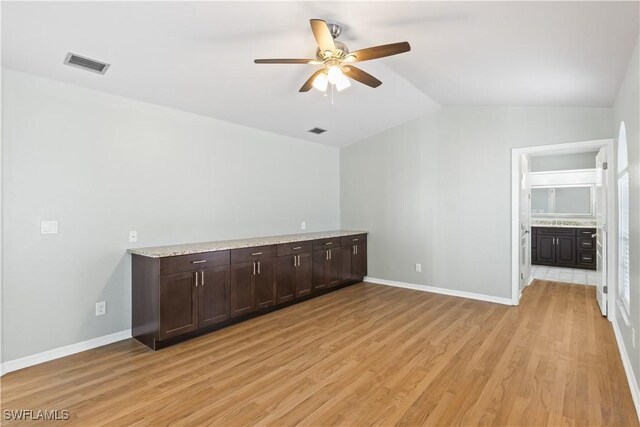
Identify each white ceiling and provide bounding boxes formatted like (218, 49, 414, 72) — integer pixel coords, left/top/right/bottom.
(2, 2, 638, 147)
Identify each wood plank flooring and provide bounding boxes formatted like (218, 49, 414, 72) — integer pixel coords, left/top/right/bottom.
(1, 280, 638, 426)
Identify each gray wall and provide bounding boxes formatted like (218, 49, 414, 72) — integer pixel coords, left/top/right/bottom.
(613, 39, 640, 390)
(341, 107, 613, 299)
(530, 151, 598, 172)
(1, 70, 340, 361)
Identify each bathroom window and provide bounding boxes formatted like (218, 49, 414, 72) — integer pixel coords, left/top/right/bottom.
(617, 122, 630, 314)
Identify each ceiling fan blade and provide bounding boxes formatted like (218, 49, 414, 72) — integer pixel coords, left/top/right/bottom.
(342, 66, 382, 88)
(350, 42, 411, 62)
(299, 69, 325, 92)
(254, 59, 314, 64)
(310, 19, 336, 53)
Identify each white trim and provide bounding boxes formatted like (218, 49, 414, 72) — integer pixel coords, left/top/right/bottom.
(364, 277, 514, 306)
(0, 329, 131, 376)
(527, 275, 535, 287)
(530, 169, 596, 186)
(511, 139, 616, 312)
(612, 318, 640, 421)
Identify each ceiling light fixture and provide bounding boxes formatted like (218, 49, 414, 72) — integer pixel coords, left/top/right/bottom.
(312, 66, 351, 93)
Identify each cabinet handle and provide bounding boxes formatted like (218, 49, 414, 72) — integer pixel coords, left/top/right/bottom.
(293, 246, 302, 250)
(297, 255, 300, 266)
(355, 245, 358, 255)
(251, 252, 262, 256)
(253, 262, 256, 275)
(201, 271, 205, 287)
(591, 233, 597, 238)
(353, 245, 356, 255)
(293, 255, 297, 267)
(352, 238, 359, 242)
(326, 250, 329, 261)
(191, 260, 207, 264)
(257, 261, 261, 275)
(194, 271, 199, 287)
(329, 249, 332, 260)
(324, 242, 333, 246)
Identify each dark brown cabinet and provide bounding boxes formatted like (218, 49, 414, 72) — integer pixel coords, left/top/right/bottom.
(277, 252, 312, 303)
(340, 234, 368, 281)
(230, 262, 255, 317)
(313, 248, 340, 290)
(159, 272, 198, 340)
(198, 266, 230, 328)
(532, 227, 595, 270)
(132, 232, 368, 350)
(230, 246, 276, 317)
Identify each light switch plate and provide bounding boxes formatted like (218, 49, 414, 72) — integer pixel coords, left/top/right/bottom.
(301, 221, 306, 230)
(41, 220, 59, 235)
(415, 263, 422, 273)
(129, 231, 138, 243)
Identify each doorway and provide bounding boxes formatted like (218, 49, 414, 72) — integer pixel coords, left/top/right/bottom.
(511, 139, 616, 317)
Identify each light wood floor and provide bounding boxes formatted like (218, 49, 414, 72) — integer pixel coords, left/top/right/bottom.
(2, 281, 638, 426)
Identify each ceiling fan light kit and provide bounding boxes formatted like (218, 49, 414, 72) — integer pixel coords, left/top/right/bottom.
(254, 19, 411, 96)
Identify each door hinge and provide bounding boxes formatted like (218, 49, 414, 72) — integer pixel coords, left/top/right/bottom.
(603, 162, 608, 170)
(604, 285, 608, 294)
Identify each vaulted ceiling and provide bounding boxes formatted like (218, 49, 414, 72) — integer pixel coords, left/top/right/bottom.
(3, 2, 638, 147)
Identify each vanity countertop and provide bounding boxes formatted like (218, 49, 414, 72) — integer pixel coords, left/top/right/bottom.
(531, 219, 596, 228)
(128, 230, 368, 258)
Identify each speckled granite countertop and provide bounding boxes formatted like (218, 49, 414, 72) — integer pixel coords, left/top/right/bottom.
(128, 230, 368, 258)
(531, 218, 596, 228)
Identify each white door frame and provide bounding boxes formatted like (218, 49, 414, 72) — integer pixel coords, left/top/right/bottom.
(511, 139, 616, 315)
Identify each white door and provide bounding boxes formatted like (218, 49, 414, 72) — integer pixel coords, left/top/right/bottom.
(519, 155, 531, 292)
(595, 147, 608, 316)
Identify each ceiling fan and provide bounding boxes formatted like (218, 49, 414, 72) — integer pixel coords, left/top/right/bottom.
(254, 19, 411, 93)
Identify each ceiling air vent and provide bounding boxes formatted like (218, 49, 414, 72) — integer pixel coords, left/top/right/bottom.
(308, 127, 327, 135)
(64, 53, 110, 75)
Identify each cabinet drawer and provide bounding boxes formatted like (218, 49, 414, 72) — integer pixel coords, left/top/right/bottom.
(230, 245, 277, 264)
(277, 241, 313, 257)
(341, 234, 367, 247)
(578, 237, 595, 250)
(578, 228, 596, 237)
(537, 227, 576, 236)
(578, 251, 596, 265)
(160, 251, 230, 275)
(312, 237, 341, 250)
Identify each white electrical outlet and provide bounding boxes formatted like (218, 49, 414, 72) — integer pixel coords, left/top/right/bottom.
(301, 221, 306, 230)
(41, 220, 59, 235)
(129, 231, 138, 243)
(95, 301, 106, 316)
(415, 263, 422, 273)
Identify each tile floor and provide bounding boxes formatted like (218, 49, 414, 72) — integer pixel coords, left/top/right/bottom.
(531, 265, 600, 285)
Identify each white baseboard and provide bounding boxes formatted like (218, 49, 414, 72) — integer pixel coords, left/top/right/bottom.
(0, 329, 131, 376)
(364, 277, 514, 306)
(612, 318, 640, 421)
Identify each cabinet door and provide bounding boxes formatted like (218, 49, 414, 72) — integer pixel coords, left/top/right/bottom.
(295, 252, 313, 297)
(312, 249, 327, 291)
(198, 266, 230, 328)
(276, 256, 296, 304)
(340, 246, 352, 283)
(255, 258, 276, 309)
(536, 235, 555, 264)
(352, 242, 367, 278)
(159, 272, 198, 340)
(326, 248, 341, 287)
(230, 262, 255, 318)
(556, 236, 576, 266)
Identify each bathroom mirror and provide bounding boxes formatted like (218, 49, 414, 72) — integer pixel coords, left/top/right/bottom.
(531, 185, 593, 216)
